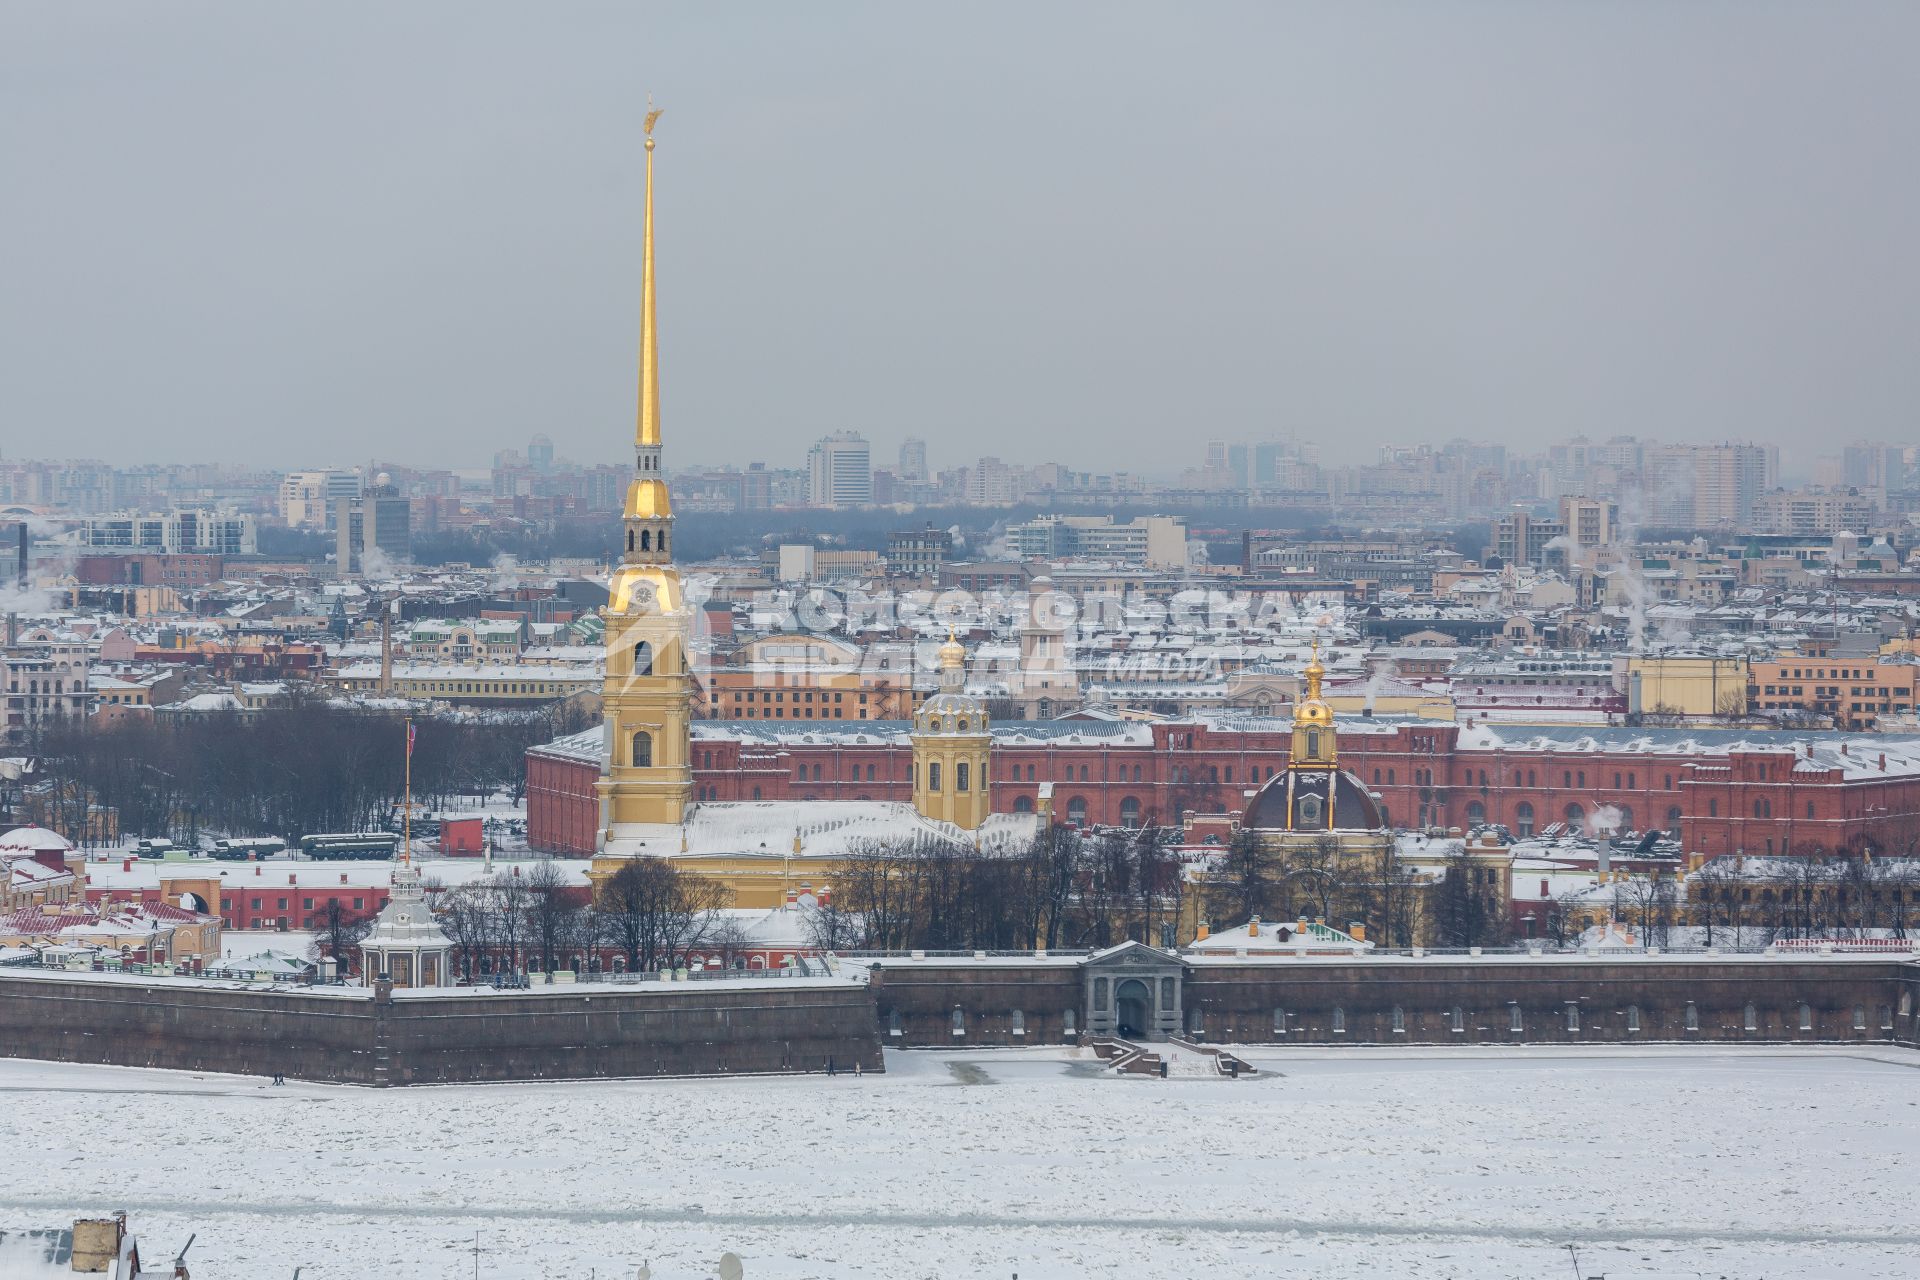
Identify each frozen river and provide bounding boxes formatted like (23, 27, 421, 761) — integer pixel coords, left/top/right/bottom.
(1, 1045, 1915, 1278)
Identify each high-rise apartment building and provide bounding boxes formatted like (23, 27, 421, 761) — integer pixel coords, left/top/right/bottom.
(527, 434, 555, 472)
(1750, 489, 1877, 537)
(807, 432, 872, 508)
(1494, 496, 1616, 568)
(334, 479, 411, 576)
(965, 457, 1018, 506)
(898, 438, 928, 484)
(279, 469, 361, 530)
(1688, 443, 1771, 525)
(1842, 442, 1905, 493)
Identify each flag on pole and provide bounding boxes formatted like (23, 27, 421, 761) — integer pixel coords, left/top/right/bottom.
(406, 720, 417, 757)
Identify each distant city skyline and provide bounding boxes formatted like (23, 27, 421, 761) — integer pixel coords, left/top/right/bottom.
(5, 4, 1918, 473)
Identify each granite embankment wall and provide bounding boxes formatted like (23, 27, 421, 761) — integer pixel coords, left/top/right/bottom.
(872, 957, 1920, 1049)
(0, 974, 882, 1085)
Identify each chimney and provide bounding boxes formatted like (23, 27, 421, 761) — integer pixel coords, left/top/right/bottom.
(1248, 915, 1260, 938)
(122, 858, 132, 872)
(1196, 919, 1210, 941)
(784, 886, 798, 909)
(340, 872, 348, 884)
(817, 885, 831, 908)
(1348, 921, 1367, 942)
(253, 864, 261, 876)
(379, 603, 395, 696)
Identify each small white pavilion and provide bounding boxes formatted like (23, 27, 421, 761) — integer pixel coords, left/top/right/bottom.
(359, 859, 454, 988)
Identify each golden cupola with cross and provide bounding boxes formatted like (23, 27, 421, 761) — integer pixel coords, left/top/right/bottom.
(1239, 638, 1387, 835)
(1291, 639, 1337, 767)
(595, 104, 694, 849)
(911, 631, 992, 831)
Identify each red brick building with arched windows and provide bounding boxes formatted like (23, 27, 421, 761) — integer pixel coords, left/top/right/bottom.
(527, 720, 1920, 862)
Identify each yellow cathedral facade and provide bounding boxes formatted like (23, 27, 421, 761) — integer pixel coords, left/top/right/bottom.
(587, 114, 1041, 906)
(596, 107, 694, 845)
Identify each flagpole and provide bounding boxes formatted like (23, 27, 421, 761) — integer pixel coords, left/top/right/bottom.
(403, 716, 413, 867)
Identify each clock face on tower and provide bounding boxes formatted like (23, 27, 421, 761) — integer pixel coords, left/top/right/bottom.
(629, 581, 657, 613)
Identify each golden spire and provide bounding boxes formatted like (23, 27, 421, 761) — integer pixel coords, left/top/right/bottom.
(637, 101, 663, 449)
(1303, 638, 1325, 700)
(1294, 637, 1333, 728)
(608, 100, 680, 613)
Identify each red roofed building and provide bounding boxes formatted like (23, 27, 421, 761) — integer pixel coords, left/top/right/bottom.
(529, 718, 1920, 864)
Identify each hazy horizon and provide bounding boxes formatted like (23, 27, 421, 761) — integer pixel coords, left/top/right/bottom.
(4, 2, 1916, 476)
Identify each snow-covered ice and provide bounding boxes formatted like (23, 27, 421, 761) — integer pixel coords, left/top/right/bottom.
(1, 1045, 1916, 1278)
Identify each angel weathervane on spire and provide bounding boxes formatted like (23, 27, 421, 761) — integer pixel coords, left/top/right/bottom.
(644, 96, 663, 144)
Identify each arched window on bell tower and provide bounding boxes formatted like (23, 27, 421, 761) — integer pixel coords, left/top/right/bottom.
(632, 731, 653, 768)
(627, 530, 635, 553)
(633, 641, 652, 676)
(641, 529, 651, 552)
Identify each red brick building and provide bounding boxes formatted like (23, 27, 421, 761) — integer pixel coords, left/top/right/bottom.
(86, 858, 393, 932)
(527, 719, 1920, 861)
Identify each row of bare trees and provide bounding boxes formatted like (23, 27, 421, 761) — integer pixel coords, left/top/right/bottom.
(425, 861, 743, 979)
(826, 826, 1185, 952)
(1537, 853, 1920, 951)
(1207, 831, 1505, 949)
(28, 694, 593, 847)
(1689, 854, 1920, 946)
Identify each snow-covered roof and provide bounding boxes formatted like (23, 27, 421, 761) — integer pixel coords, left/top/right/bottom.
(1188, 918, 1371, 955)
(603, 801, 1045, 860)
(0, 826, 73, 857)
(1458, 724, 1920, 779)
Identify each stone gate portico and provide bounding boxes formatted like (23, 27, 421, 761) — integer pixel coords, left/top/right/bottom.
(1083, 941, 1186, 1040)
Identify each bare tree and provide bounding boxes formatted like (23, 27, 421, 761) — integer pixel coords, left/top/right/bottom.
(308, 897, 375, 977)
(799, 895, 859, 953)
(1614, 873, 1678, 949)
(709, 915, 753, 970)
(1288, 835, 1345, 925)
(1876, 858, 1920, 940)
(1351, 840, 1421, 948)
(484, 868, 533, 977)
(1209, 826, 1272, 930)
(522, 858, 581, 974)
(1691, 856, 1748, 948)
(1433, 845, 1507, 948)
(595, 858, 727, 972)
(436, 881, 495, 982)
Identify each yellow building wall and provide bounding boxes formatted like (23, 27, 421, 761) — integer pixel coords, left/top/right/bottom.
(911, 734, 991, 830)
(1628, 655, 1749, 718)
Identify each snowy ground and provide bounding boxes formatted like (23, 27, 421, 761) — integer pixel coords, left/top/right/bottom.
(1, 1045, 1916, 1279)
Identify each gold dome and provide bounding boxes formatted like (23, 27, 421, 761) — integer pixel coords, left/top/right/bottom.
(625, 478, 672, 519)
(1294, 696, 1334, 726)
(1293, 639, 1333, 726)
(938, 628, 966, 670)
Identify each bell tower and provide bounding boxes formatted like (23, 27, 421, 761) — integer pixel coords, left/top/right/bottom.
(1291, 639, 1337, 768)
(911, 633, 992, 830)
(596, 104, 693, 848)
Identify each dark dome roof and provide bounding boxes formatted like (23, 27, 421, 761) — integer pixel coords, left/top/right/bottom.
(1243, 768, 1386, 832)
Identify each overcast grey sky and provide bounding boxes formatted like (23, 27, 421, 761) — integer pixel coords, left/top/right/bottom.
(3, 2, 1916, 476)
